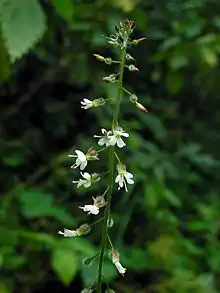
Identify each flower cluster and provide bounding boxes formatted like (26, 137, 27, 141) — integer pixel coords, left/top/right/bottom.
(58, 20, 146, 291)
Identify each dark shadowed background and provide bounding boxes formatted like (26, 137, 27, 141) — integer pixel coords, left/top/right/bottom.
(1, 0, 220, 292)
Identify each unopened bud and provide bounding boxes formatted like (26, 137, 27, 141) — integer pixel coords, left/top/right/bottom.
(107, 217, 114, 228)
(87, 147, 94, 155)
(93, 54, 105, 62)
(93, 196, 107, 208)
(129, 94, 138, 103)
(126, 53, 134, 61)
(112, 249, 120, 264)
(76, 224, 91, 236)
(103, 74, 116, 83)
(132, 37, 146, 45)
(105, 58, 112, 65)
(93, 97, 106, 107)
(136, 102, 148, 113)
(128, 64, 139, 72)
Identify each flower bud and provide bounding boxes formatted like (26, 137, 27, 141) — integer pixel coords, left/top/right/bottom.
(131, 37, 146, 45)
(129, 94, 138, 103)
(103, 74, 116, 83)
(93, 54, 105, 62)
(93, 97, 106, 107)
(126, 53, 134, 61)
(135, 102, 149, 113)
(107, 217, 114, 228)
(128, 64, 139, 72)
(92, 195, 107, 208)
(76, 224, 91, 236)
(105, 58, 112, 65)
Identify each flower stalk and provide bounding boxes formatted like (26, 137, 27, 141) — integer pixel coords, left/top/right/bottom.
(58, 20, 146, 292)
(97, 47, 126, 292)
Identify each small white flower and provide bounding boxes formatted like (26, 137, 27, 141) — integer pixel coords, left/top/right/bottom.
(94, 128, 112, 146)
(114, 261, 127, 275)
(112, 249, 126, 276)
(108, 126, 129, 148)
(73, 172, 100, 188)
(79, 195, 107, 215)
(69, 148, 99, 171)
(81, 98, 93, 109)
(69, 150, 87, 170)
(115, 163, 134, 192)
(79, 205, 99, 215)
(81, 98, 105, 110)
(58, 228, 78, 237)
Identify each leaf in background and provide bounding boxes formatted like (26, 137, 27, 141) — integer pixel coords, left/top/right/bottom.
(0, 29, 10, 81)
(0, 0, 46, 62)
(166, 72, 183, 94)
(51, 0, 74, 22)
(81, 260, 116, 287)
(51, 248, 77, 285)
(18, 188, 74, 225)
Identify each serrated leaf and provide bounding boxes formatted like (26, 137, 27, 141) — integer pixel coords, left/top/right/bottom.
(51, 248, 77, 285)
(0, 0, 46, 62)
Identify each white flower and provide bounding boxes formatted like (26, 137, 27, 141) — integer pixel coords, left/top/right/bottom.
(69, 150, 87, 170)
(94, 128, 112, 146)
(58, 228, 78, 237)
(115, 163, 134, 192)
(72, 172, 100, 188)
(79, 195, 107, 215)
(112, 249, 126, 276)
(114, 261, 127, 275)
(81, 98, 93, 109)
(81, 98, 105, 109)
(108, 126, 129, 148)
(69, 148, 99, 171)
(79, 205, 99, 215)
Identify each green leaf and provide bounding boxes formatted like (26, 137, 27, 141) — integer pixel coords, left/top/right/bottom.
(52, 0, 74, 22)
(51, 248, 77, 285)
(0, 0, 46, 62)
(166, 72, 183, 94)
(18, 188, 74, 224)
(0, 29, 10, 81)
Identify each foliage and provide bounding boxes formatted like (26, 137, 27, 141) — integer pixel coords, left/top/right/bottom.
(1, 0, 220, 292)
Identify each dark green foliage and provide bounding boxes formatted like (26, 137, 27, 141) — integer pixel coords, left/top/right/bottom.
(1, 0, 220, 292)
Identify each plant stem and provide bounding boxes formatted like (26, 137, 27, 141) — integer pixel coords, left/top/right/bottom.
(96, 47, 126, 293)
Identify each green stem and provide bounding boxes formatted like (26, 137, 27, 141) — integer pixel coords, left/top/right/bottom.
(96, 47, 126, 293)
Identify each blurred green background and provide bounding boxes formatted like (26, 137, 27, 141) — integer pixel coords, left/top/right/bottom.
(1, 0, 220, 292)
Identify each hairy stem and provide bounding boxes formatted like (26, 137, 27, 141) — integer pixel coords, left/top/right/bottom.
(97, 47, 126, 292)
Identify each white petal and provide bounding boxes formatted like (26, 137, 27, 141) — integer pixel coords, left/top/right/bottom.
(82, 172, 91, 180)
(118, 175, 124, 187)
(77, 180, 86, 188)
(75, 150, 86, 161)
(108, 136, 117, 146)
(126, 178, 134, 184)
(84, 182, 91, 188)
(73, 158, 81, 168)
(98, 138, 106, 146)
(80, 160, 87, 170)
(124, 171, 133, 179)
(58, 229, 77, 237)
(83, 98, 92, 103)
(117, 138, 125, 148)
(121, 132, 129, 137)
(115, 174, 120, 183)
(80, 205, 99, 215)
(115, 261, 126, 275)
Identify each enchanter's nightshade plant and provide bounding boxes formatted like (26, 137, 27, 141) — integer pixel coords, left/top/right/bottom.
(58, 20, 147, 292)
